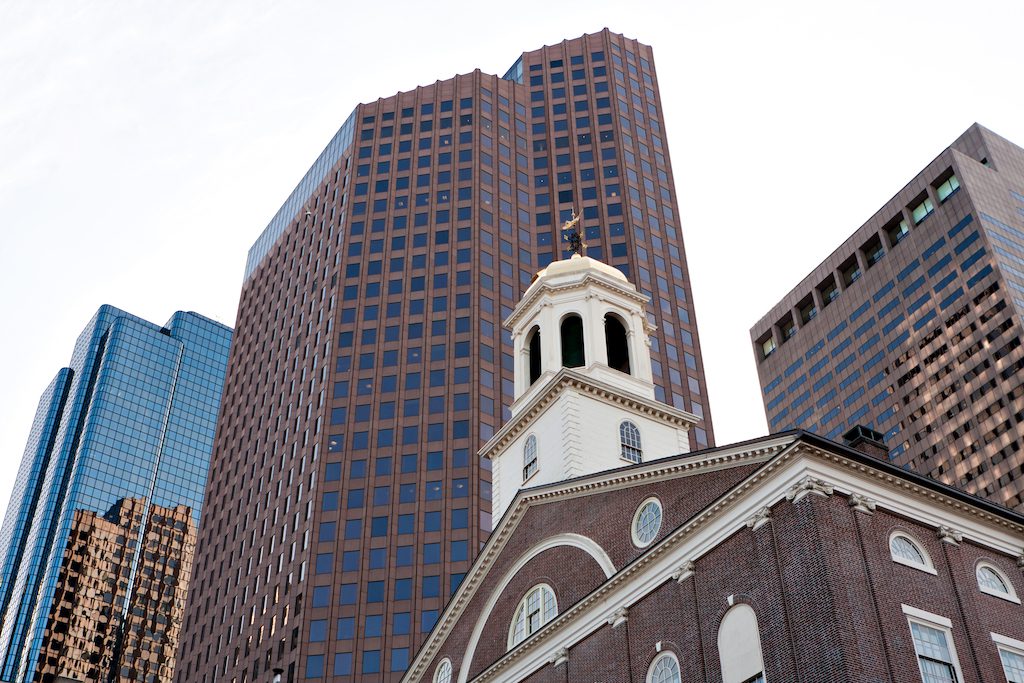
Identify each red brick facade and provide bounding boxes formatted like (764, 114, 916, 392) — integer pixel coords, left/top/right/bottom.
(404, 434, 1024, 682)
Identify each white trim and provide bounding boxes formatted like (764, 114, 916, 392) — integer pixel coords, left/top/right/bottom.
(507, 583, 558, 649)
(992, 632, 1024, 652)
(631, 497, 662, 548)
(457, 533, 614, 683)
(903, 608, 965, 683)
(901, 604, 953, 628)
(646, 650, 681, 683)
(433, 658, 453, 683)
(889, 532, 937, 575)
(976, 561, 1021, 603)
(401, 437, 1024, 683)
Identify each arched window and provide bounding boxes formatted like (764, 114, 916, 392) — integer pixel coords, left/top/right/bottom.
(631, 497, 662, 548)
(889, 532, 935, 574)
(560, 315, 585, 368)
(620, 420, 642, 463)
(605, 314, 631, 374)
(433, 658, 453, 683)
(527, 326, 542, 385)
(508, 584, 557, 649)
(977, 562, 1018, 602)
(718, 604, 766, 683)
(523, 434, 538, 482)
(647, 652, 681, 683)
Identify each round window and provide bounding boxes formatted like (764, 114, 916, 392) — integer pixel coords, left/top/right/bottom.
(632, 497, 662, 547)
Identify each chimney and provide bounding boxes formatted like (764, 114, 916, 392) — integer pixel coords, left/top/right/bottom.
(841, 425, 888, 459)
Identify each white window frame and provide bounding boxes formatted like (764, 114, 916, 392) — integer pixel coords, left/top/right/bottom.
(432, 657, 453, 683)
(889, 531, 937, 575)
(646, 650, 681, 683)
(508, 583, 558, 649)
(902, 604, 965, 683)
(976, 561, 1020, 604)
(991, 632, 1024, 683)
(631, 497, 663, 548)
(619, 420, 643, 463)
(523, 434, 538, 482)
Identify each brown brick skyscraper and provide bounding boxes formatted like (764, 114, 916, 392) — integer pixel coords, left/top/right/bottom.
(175, 30, 713, 682)
(751, 124, 1024, 510)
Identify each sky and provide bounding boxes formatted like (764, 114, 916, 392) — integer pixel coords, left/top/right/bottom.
(1, 0, 1022, 523)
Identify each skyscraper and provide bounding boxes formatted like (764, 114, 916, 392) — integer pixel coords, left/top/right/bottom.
(751, 124, 1024, 509)
(175, 30, 714, 683)
(0, 306, 232, 682)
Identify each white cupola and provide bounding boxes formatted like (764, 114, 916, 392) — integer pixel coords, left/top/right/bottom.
(481, 254, 699, 522)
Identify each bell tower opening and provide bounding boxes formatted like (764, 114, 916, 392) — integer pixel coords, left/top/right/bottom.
(560, 315, 585, 368)
(605, 314, 631, 374)
(527, 326, 542, 385)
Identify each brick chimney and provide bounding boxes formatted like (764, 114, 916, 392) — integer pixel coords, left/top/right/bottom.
(841, 425, 888, 459)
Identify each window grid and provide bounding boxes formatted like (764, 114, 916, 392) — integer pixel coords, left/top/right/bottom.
(509, 584, 557, 648)
(910, 622, 958, 683)
(1000, 648, 1024, 683)
(632, 498, 662, 547)
(648, 653, 681, 683)
(523, 434, 538, 481)
(620, 420, 643, 463)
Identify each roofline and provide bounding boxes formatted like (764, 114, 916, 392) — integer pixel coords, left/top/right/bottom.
(793, 429, 1024, 525)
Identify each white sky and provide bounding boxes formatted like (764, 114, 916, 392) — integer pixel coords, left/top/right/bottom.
(1, 0, 1022, 524)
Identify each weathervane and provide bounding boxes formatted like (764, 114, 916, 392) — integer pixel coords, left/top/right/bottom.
(561, 209, 586, 256)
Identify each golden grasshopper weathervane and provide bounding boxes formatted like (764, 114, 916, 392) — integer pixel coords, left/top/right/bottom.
(561, 209, 586, 256)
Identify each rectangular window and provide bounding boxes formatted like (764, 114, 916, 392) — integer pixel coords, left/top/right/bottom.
(936, 174, 960, 202)
(994, 633, 1024, 683)
(903, 606, 963, 683)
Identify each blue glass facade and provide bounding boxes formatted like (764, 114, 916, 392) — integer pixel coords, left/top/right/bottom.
(0, 306, 231, 681)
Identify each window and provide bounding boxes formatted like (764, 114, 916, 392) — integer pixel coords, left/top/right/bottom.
(889, 532, 935, 574)
(976, 562, 1018, 602)
(560, 314, 585, 367)
(718, 604, 766, 683)
(527, 325, 542, 384)
(760, 335, 777, 359)
(936, 174, 960, 202)
(993, 633, 1024, 683)
(523, 434, 538, 481)
(887, 217, 911, 246)
(631, 497, 662, 547)
(647, 652, 681, 683)
(619, 421, 642, 463)
(904, 608, 963, 683)
(433, 658, 453, 683)
(508, 584, 557, 648)
(912, 196, 935, 225)
(605, 314, 631, 373)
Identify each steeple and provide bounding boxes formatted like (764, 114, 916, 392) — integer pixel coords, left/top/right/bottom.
(482, 253, 699, 521)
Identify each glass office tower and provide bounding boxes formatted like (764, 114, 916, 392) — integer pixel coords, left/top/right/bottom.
(176, 30, 713, 682)
(751, 124, 1024, 510)
(0, 306, 232, 682)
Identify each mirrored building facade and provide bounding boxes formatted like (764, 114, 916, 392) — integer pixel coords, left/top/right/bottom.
(0, 306, 232, 682)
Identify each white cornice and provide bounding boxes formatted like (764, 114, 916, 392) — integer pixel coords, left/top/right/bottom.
(479, 367, 699, 461)
(401, 438, 791, 683)
(465, 445, 1024, 683)
(504, 271, 649, 329)
(401, 436, 1024, 683)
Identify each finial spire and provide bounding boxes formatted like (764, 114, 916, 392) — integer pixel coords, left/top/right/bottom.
(561, 209, 586, 257)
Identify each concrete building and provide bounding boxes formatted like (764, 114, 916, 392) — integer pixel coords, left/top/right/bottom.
(175, 30, 714, 682)
(751, 124, 1024, 510)
(0, 306, 232, 682)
